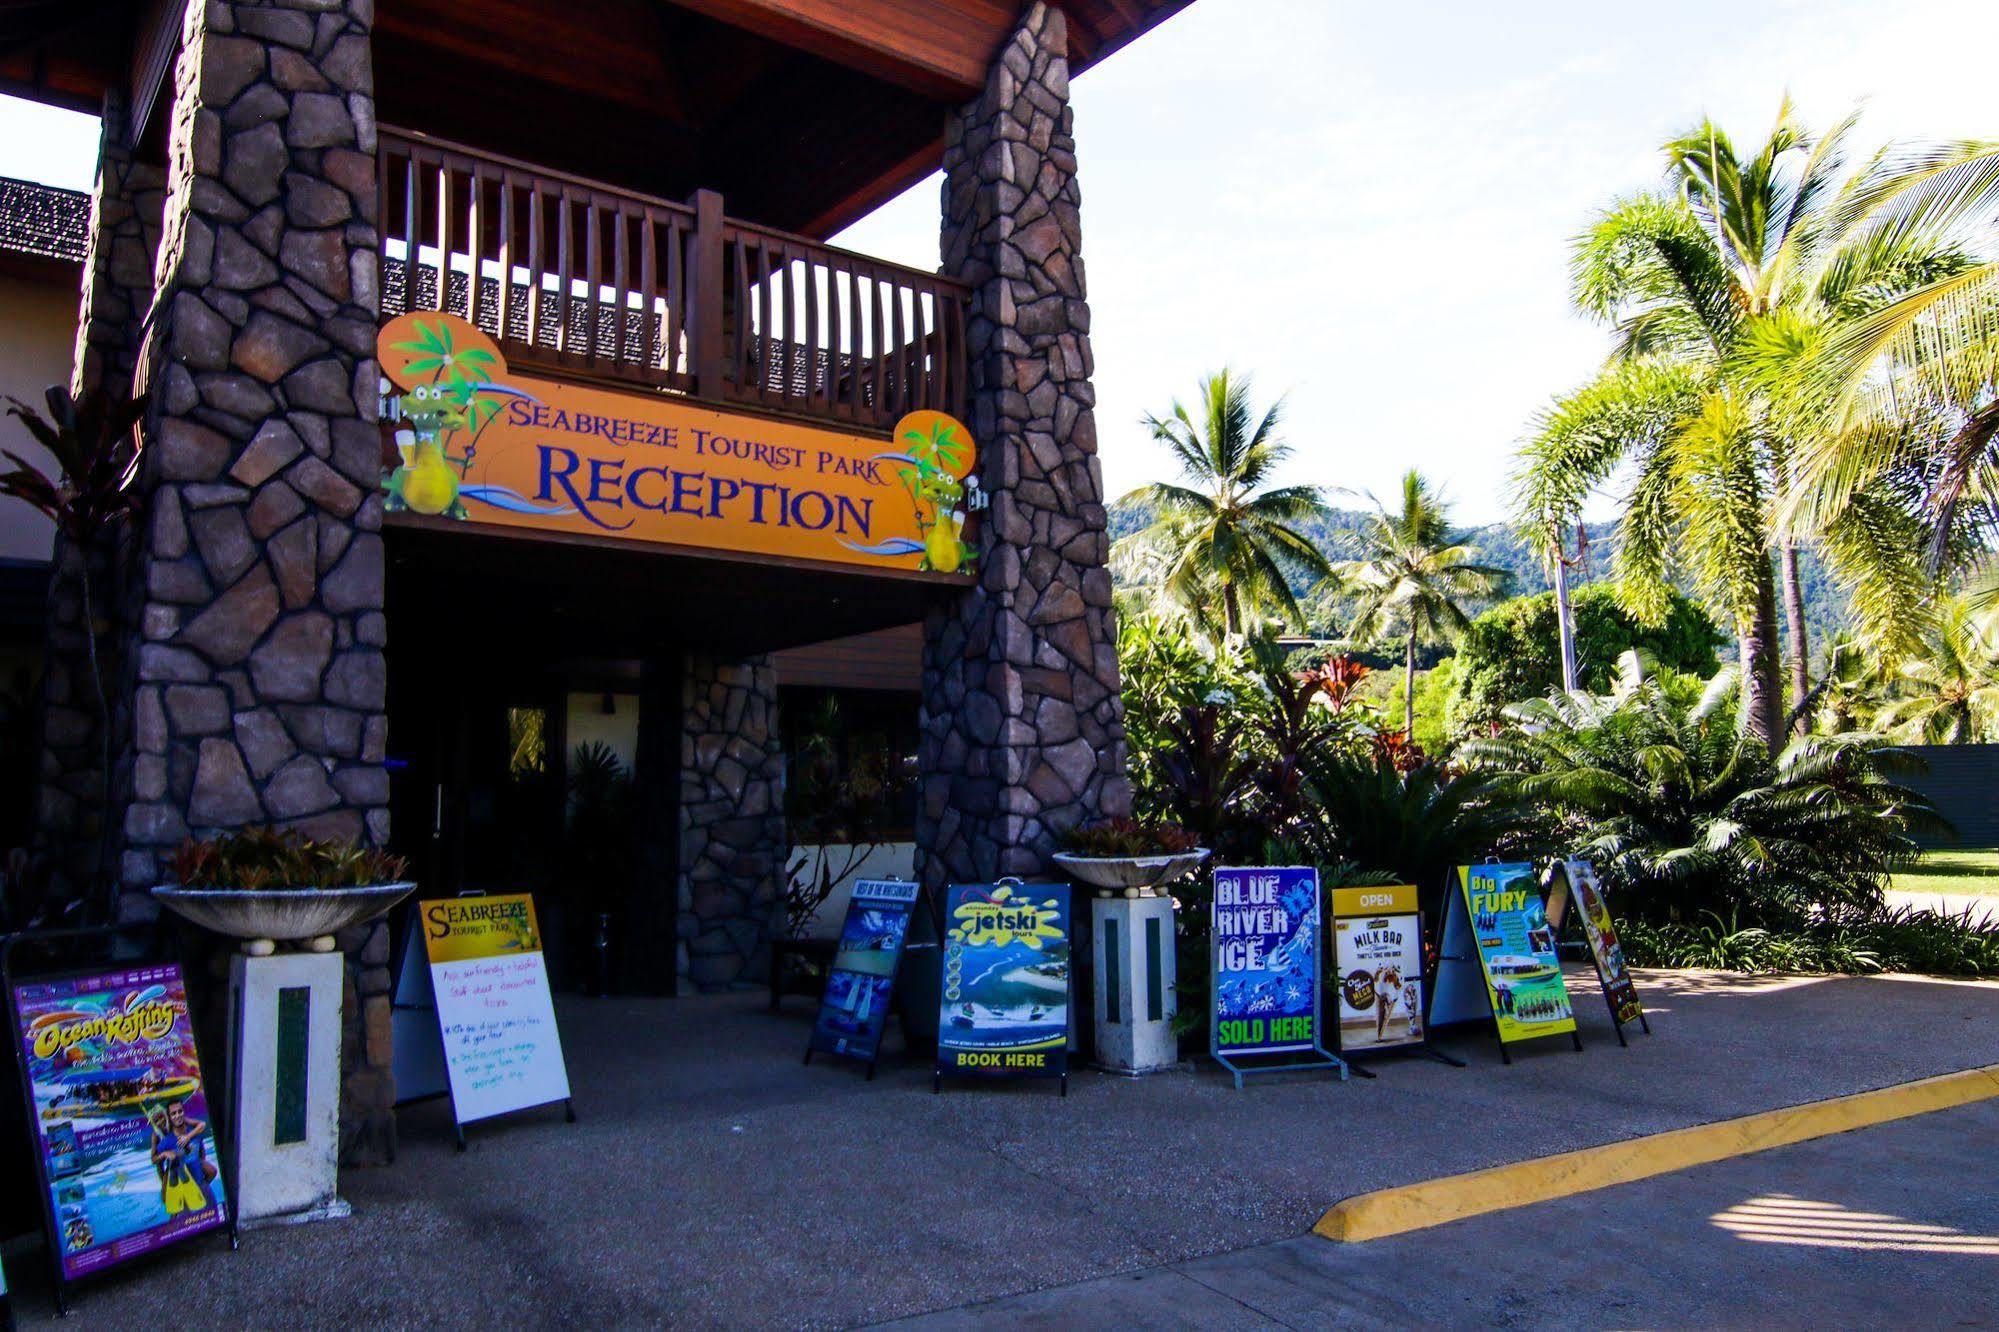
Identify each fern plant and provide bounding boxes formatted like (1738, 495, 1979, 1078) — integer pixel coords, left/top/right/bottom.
(1461, 655, 1946, 924)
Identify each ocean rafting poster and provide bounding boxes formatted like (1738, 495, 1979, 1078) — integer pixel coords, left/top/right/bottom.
(1330, 884, 1425, 1053)
(420, 894, 572, 1123)
(10, 964, 227, 1281)
(1559, 859, 1643, 1025)
(1459, 864, 1576, 1042)
(810, 879, 920, 1063)
(937, 883, 1071, 1077)
(376, 312, 981, 576)
(1212, 867, 1321, 1056)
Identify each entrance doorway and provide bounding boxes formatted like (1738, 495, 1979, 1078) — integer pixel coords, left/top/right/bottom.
(380, 518, 939, 995)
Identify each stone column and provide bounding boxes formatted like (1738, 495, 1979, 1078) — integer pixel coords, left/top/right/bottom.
(678, 651, 785, 990)
(34, 90, 167, 900)
(126, 0, 392, 1163)
(920, 0, 1129, 893)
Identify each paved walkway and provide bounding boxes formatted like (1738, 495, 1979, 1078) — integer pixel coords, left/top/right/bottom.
(899, 1098, 1999, 1328)
(17, 967, 1999, 1328)
(1885, 888, 1999, 927)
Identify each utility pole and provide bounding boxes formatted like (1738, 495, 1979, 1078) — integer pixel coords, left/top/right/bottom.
(1551, 520, 1584, 694)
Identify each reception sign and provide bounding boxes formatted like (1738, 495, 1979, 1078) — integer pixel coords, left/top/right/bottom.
(1330, 883, 1425, 1053)
(937, 883, 1070, 1080)
(1458, 863, 1576, 1044)
(1211, 867, 1322, 1056)
(809, 879, 920, 1067)
(376, 312, 979, 575)
(418, 894, 573, 1125)
(10, 963, 228, 1282)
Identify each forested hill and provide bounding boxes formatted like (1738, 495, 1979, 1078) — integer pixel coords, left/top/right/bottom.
(1105, 496, 1851, 645)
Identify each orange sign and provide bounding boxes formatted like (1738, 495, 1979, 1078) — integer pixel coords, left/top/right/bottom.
(375, 312, 979, 574)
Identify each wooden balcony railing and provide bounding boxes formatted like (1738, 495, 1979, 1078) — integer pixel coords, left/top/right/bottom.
(377, 126, 971, 432)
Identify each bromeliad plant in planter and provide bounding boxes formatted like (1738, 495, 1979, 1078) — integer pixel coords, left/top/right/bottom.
(153, 828, 414, 955)
(1053, 818, 1208, 899)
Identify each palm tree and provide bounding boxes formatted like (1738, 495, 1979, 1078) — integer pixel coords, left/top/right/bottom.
(1772, 140, 1999, 596)
(1518, 101, 1958, 748)
(1120, 370, 1332, 638)
(1336, 470, 1511, 736)
(1877, 596, 1999, 742)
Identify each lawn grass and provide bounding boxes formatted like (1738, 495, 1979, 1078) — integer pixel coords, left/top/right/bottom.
(1889, 849, 1999, 899)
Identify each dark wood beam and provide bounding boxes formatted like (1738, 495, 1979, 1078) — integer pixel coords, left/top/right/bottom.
(376, 0, 692, 124)
(664, 0, 1015, 99)
(794, 133, 943, 240)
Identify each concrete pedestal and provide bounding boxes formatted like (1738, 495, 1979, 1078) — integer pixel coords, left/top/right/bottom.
(227, 951, 350, 1227)
(1091, 896, 1178, 1074)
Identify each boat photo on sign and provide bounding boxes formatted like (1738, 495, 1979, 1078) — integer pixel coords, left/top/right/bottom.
(9, 963, 228, 1282)
(936, 882, 1071, 1082)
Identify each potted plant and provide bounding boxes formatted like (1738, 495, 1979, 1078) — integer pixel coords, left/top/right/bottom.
(1054, 818, 1209, 1076)
(151, 828, 414, 1228)
(1053, 817, 1209, 898)
(152, 827, 414, 955)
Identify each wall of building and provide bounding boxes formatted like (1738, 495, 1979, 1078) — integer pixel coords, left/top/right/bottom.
(0, 267, 79, 563)
(1896, 744, 1999, 849)
(788, 840, 917, 938)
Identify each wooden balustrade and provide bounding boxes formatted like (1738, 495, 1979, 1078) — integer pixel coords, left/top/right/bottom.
(378, 126, 969, 432)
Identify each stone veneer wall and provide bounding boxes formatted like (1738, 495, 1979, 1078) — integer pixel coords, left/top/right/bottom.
(919, 0, 1130, 893)
(679, 652, 785, 990)
(118, 0, 395, 1163)
(34, 92, 167, 901)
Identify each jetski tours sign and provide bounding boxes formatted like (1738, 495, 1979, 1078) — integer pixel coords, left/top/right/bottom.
(936, 882, 1071, 1082)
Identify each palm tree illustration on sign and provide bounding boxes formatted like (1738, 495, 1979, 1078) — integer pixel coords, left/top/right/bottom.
(850, 408, 982, 572)
(378, 314, 518, 519)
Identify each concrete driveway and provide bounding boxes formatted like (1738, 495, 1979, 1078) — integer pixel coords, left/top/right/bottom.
(904, 1097, 1999, 1328)
(16, 967, 1999, 1328)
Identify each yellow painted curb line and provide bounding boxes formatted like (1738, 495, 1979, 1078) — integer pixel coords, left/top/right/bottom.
(1316, 1062, 1999, 1242)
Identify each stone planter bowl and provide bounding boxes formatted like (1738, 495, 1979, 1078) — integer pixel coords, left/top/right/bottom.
(151, 882, 416, 948)
(1051, 850, 1211, 895)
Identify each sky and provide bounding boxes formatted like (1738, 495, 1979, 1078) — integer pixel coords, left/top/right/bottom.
(5, 0, 1998, 524)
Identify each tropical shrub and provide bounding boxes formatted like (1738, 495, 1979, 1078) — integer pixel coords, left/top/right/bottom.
(1620, 905, 1999, 978)
(1296, 747, 1543, 927)
(1444, 584, 1723, 737)
(1461, 658, 1946, 926)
